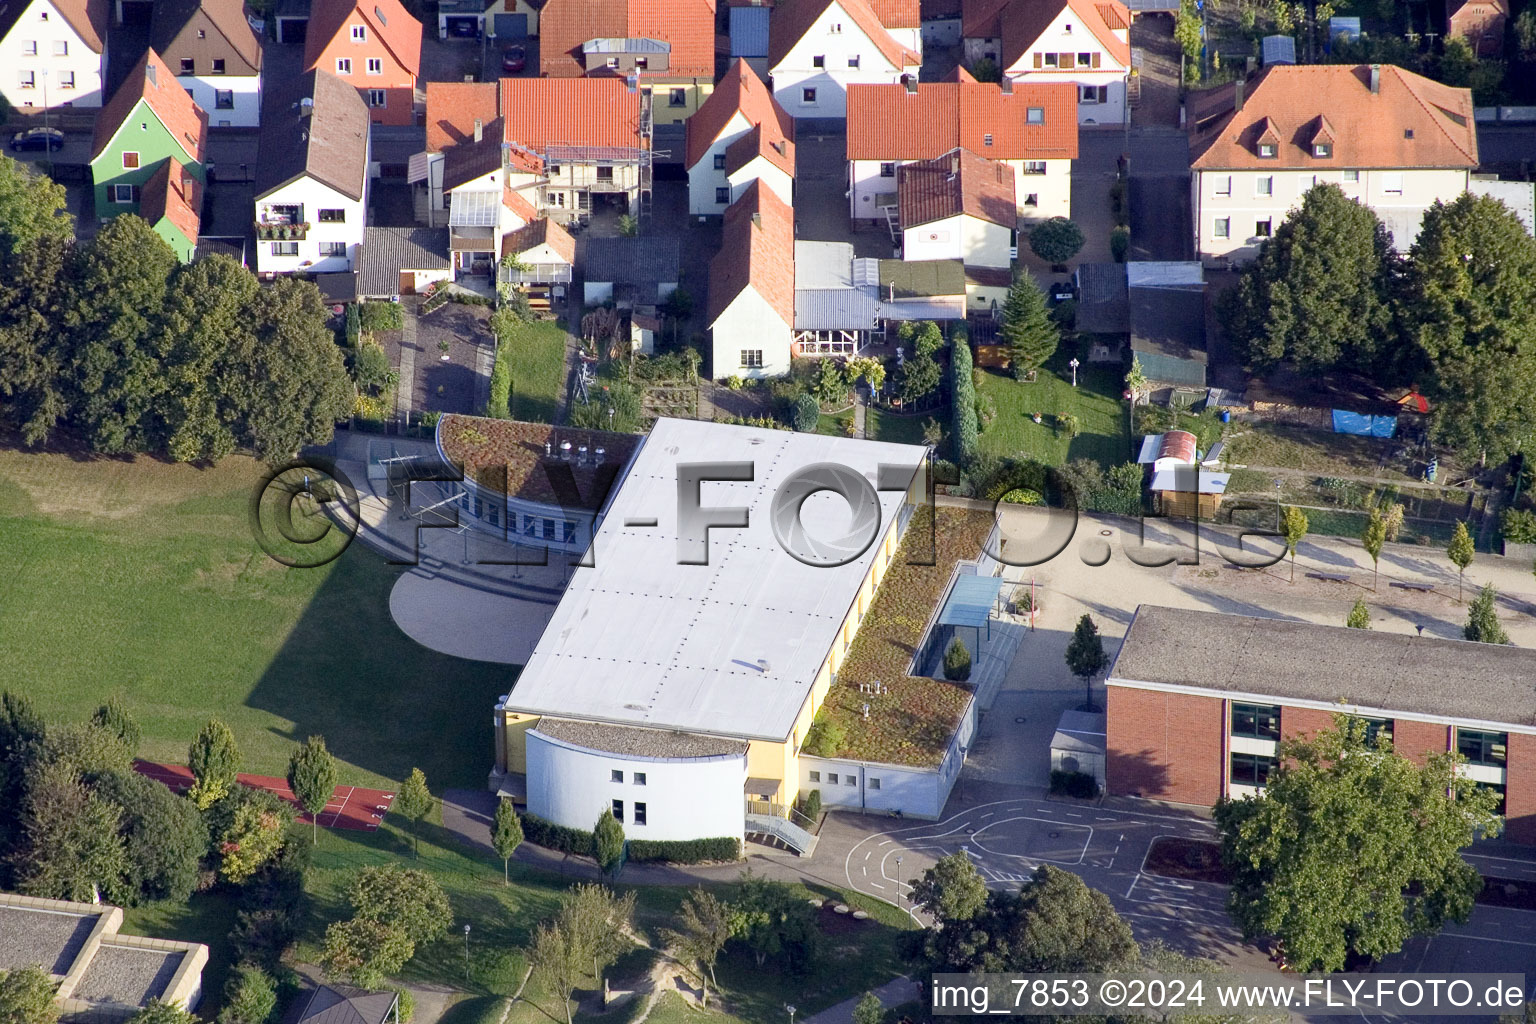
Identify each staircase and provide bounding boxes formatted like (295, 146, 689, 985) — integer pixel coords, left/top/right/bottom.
(745, 812, 818, 856)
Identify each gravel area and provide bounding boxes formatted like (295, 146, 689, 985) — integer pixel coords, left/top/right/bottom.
(0, 906, 98, 975)
(74, 944, 183, 1007)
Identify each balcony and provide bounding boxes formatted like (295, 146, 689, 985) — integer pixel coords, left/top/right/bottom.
(255, 221, 310, 240)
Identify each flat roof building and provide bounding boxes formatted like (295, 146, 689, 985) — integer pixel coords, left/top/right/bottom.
(1106, 605, 1536, 842)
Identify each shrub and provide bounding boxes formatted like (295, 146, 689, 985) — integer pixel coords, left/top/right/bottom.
(520, 813, 595, 856)
(1000, 488, 1043, 505)
(218, 965, 277, 1024)
(1501, 507, 1536, 544)
(967, 57, 1001, 81)
(486, 345, 512, 419)
(1110, 225, 1130, 263)
(450, 292, 492, 306)
(344, 304, 361, 347)
(1028, 217, 1085, 265)
(951, 339, 978, 467)
(797, 788, 822, 823)
(1050, 769, 1099, 799)
(358, 302, 403, 332)
(942, 637, 972, 681)
(792, 393, 820, 432)
(803, 718, 846, 757)
(593, 809, 625, 873)
(725, 375, 745, 389)
(625, 837, 740, 863)
(389, 989, 414, 1024)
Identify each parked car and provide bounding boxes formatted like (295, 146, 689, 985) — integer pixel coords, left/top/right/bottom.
(501, 44, 526, 72)
(9, 127, 64, 153)
(1050, 281, 1075, 304)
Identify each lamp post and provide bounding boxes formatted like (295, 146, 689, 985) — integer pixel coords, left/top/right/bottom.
(40, 69, 53, 177)
(895, 855, 904, 910)
(463, 923, 471, 980)
(1273, 478, 1283, 532)
(1069, 357, 1080, 387)
(786, 1005, 796, 1024)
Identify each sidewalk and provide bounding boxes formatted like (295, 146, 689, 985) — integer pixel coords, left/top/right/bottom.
(803, 976, 916, 1024)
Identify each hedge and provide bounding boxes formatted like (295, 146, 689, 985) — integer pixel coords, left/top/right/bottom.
(626, 837, 741, 864)
(951, 337, 978, 468)
(519, 814, 594, 857)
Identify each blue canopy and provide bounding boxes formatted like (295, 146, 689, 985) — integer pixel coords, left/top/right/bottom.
(939, 575, 1007, 628)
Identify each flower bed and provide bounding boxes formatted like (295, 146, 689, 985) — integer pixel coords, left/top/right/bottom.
(815, 507, 996, 767)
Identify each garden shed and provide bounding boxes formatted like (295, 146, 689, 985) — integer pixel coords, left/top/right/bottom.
(1050, 709, 1106, 788)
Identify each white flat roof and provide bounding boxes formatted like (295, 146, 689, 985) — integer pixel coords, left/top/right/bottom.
(505, 418, 929, 741)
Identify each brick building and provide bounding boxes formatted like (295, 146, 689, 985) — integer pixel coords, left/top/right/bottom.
(1105, 605, 1536, 843)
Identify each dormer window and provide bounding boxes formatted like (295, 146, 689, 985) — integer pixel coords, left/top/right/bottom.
(1026, 106, 1044, 124)
(1257, 142, 1276, 158)
(1404, 129, 1414, 139)
(1313, 143, 1332, 158)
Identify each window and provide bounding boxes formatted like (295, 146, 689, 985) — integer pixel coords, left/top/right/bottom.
(879, 162, 895, 177)
(52, 40, 66, 55)
(271, 241, 299, 255)
(367, 89, 386, 107)
(1044, 52, 1058, 66)
(112, 184, 137, 203)
(635, 57, 648, 70)
(740, 350, 763, 369)
(1023, 160, 1047, 175)
(19, 70, 34, 89)
(1403, 128, 1414, 139)
(713, 153, 726, 170)
(1254, 219, 1272, 237)
(611, 799, 623, 822)
(336, 57, 352, 74)
(829, 21, 841, 32)
(1230, 753, 1276, 788)
(1079, 51, 1093, 65)
(1343, 169, 1360, 182)
(1257, 142, 1276, 158)
(59, 71, 74, 89)
(1256, 176, 1273, 196)
(180, 58, 194, 73)
(812, 54, 825, 68)
(1350, 716, 1393, 747)
(319, 241, 348, 257)
(367, 57, 382, 74)
(1026, 106, 1044, 124)
(1231, 703, 1281, 740)
(801, 87, 816, 104)
(633, 802, 647, 825)
(1457, 729, 1507, 767)
(1476, 782, 1506, 816)
(808, 771, 820, 783)
(669, 88, 686, 106)
(1024, 193, 1038, 206)
(633, 772, 646, 786)
(715, 186, 730, 204)
(1214, 174, 1231, 195)
(596, 165, 613, 181)
(561, 521, 577, 544)
(1213, 217, 1229, 239)
(611, 770, 624, 783)
(551, 191, 565, 207)
(1382, 172, 1403, 194)
(845, 775, 856, 787)
(868, 777, 880, 790)
(22, 41, 36, 54)
(215, 89, 233, 108)
(983, 132, 993, 146)
(606, 57, 618, 68)
(351, 24, 366, 40)
(848, 54, 860, 68)
(197, 29, 205, 37)
(1313, 143, 1332, 158)
(827, 773, 839, 785)
(123, 151, 140, 169)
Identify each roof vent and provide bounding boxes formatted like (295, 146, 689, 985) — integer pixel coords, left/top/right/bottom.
(999, 78, 1012, 94)
(751, 211, 761, 228)
(577, 444, 589, 464)
(146, 61, 157, 85)
(757, 659, 770, 673)
(300, 96, 315, 115)
(474, 118, 483, 142)
(1233, 77, 1244, 112)
(1369, 63, 1380, 93)
(560, 440, 573, 460)
(594, 446, 606, 464)
(374, 4, 387, 24)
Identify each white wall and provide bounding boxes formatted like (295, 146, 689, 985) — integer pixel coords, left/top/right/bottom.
(525, 728, 747, 842)
(254, 175, 368, 275)
(902, 213, 1011, 268)
(728, 157, 793, 207)
(1192, 166, 1471, 262)
(849, 157, 1070, 223)
(921, 15, 960, 46)
(181, 74, 260, 128)
(999, 7, 1128, 126)
(687, 109, 750, 215)
(711, 288, 792, 379)
(770, 0, 914, 119)
(0, 0, 104, 110)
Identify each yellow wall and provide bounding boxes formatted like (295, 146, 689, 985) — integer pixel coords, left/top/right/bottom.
(646, 80, 715, 125)
(502, 712, 540, 773)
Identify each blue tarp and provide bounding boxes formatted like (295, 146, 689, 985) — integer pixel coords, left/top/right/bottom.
(939, 575, 1007, 628)
(1332, 410, 1398, 437)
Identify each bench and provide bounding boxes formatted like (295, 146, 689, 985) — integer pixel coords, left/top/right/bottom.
(1306, 572, 1352, 583)
(1391, 581, 1436, 592)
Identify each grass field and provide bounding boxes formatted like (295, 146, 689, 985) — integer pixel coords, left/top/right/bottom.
(976, 348, 1131, 468)
(868, 408, 931, 447)
(0, 442, 513, 790)
(502, 318, 568, 424)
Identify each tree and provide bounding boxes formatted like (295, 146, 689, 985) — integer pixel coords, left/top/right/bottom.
(951, 336, 978, 467)
(319, 917, 415, 988)
(1404, 194, 1536, 463)
(942, 637, 972, 681)
(999, 272, 1057, 379)
(1280, 505, 1308, 582)
(394, 768, 432, 858)
(1124, 356, 1148, 404)
(1447, 520, 1474, 603)
(93, 769, 207, 904)
(1361, 507, 1387, 591)
(1345, 598, 1371, 630)
(852, 992, 884, 1024)
(896, 348, 941, 404)
(0, 965, 59, 1024)
(1517, 7, 1536, 60)
(967, 57, 1001, 81)
(528, 919, 584, 1024)
(213, 787, 293, 884)
(287, 735, 338, 844)
(661, 889, 732, 1006)
(1058, 412, 1080, 438)
(1064, 614, 1109, 712)
(1174, 0, 1201, 60)
(1215, 717, 1500, 971)
(1501, 1003, 1536, 1024)
(847, 355, 886, 393)
(593, 808, 625, 874)
(727, 870, 821, 974)
(41, 722, 132, 783)
(791, 392, 819, 432)
(491, 798, 523, 884)
(909, 851, 988, 923)
(13, 758, 130, 904)
(0, 156, 71, 253)
(89, 698, 141, 754)
(125, 1001, 197, 1024)
(979, 865, 1138, 973)
(347, 865, 453, 946)
(1027, 217, 1084, 266)
(558, 884, 635, 995)
(1463, 584, 1510, 645)
(1217, 185, 1393, 373)
(187, 719, 240, 810)
(217, 965, 277, 1024)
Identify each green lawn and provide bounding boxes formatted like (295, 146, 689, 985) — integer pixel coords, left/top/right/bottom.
(975, 349, 1131, 469)
(0, 445, 514, 790)
(502, 318, 568, 424)
(868, 408, 931, 446)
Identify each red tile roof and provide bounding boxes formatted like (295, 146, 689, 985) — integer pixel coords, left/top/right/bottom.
(504, 218, 576, 263)
(768, 0, 920, 69)
(504, 186, 538, 222)
(1188, 64, 1478, 170)
(724, 122, 796, 177)
(846, 79, 1077, 160)
(996, 0, 1129, 68)
(139, 160, 202, 245)
(871, 0, 919, 26)
(708, 179, 795, 325)
(684, 59, 795, 170)
(539, 0, 716, 77)
(960, 0, 1007, 37)
(426, 82, 500, 152)
(898, 148, 1015, 228)
(4, 0, 110, 52)
(499, 78, 643, 150)
(304, 0, 422, 77)
(92, 48, 209, 163)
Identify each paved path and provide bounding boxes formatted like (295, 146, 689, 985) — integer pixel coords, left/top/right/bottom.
(803, 976, 916, 1024)
(396, 303, 419, 421)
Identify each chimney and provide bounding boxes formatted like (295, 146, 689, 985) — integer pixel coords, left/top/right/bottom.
(950, 150, 960, 175)
(1369, 63, 1381, 93)
(474, 118, 483, 142)
(999, 78, 1012, 94)
(1233, 77, 1244, 112)
(903, 75, 917, 94)
(751, 211, 761, 228)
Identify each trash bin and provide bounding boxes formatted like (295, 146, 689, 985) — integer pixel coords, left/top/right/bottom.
(1219, 410, 1231, 423)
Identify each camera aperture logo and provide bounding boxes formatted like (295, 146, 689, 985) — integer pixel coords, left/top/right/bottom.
(248, 460, 361, 568)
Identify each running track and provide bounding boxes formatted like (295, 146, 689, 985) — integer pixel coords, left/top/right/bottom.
(134, 760, 395, 832)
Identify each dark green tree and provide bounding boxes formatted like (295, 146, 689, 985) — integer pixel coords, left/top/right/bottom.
(127, 1000, 197, 1024)
(13, 758, 130, 904)
(0, 965, 59, 1024)
(94, 770, 207, 903)
(1215, 716, 1500, 971)
(951, 335, 978, 466)
(661, 889, 732, 1005)
(90, 698, 141, 754)
(1446, 520, 1474, 603)
(792, 392, 819, 432)
(187, 718, 240, 810)
(1027, 217, 1084, 265)
(726, 870, 821, 974)
(0, 239, 74, 444)
(393, 768, 432, 858)
(942, 637, 972, 681)
(1463, 584, 1510, 645)
(41, 723, 131, 783)
(491, 798, 523, 884)
(320, 917, 414, 988)
(0, 155, 72, 252)
(288, 735, 338, 844)
(216, 965, 277, 1024)
(1403, 193, 1536, 462)
(999, 272, 1057, 379)
(978, 865, 1138, 973)
(346, 864, 453, 946)
(1064, 613, 1109, 711)
(157, 253, 261, 462)
(593, 808, 625, 874)
(1218, 184, 1393, 373)
(909, 851, 988, 923)
(0, 692, 46, 876)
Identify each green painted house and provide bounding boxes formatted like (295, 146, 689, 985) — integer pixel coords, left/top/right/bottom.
(90, 47, 208, 255)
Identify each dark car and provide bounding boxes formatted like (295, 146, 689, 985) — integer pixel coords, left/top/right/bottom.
(501, 44, 526, 72)
(9, 127, 64, 153)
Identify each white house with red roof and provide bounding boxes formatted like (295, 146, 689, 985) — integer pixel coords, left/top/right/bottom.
(1186, 64, 1479, 263)
(686, 60, 795, 215)
(302, 0, 421, 126)
(845, 70, 1077, 226)
(709, 180, 796, 378)
(768, 0, 921, 119)
(898, 148, 1016, 309)
(962, 0, 1130, 126)
(0, 0, 109, 109)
